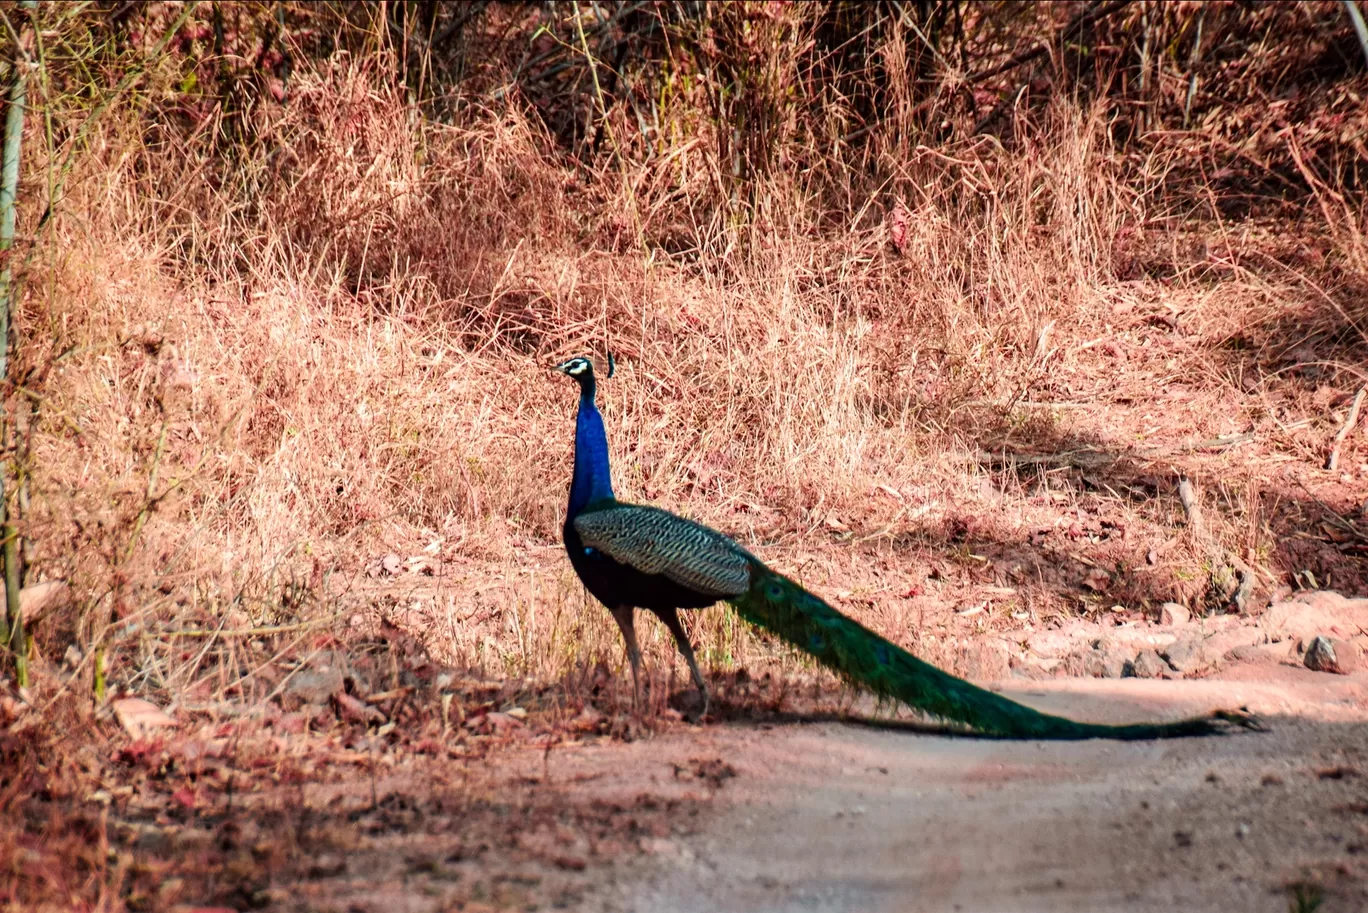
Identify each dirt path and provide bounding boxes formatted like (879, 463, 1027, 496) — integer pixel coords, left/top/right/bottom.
(140, 661, 1368, 912)
(573, 674, 1368, 912)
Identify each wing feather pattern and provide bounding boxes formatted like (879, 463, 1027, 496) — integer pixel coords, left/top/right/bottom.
(573, 504, 752, 597)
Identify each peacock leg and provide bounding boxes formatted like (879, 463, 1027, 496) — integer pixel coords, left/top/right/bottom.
(656, 608, 709, 719)
(608, 606, 643, 711)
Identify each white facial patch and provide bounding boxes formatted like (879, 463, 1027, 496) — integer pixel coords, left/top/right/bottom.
(566, 360, 588, 375)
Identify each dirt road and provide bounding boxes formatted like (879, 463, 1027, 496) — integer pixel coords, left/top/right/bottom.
(234, 649, 1368, 912)
(574, 674, 1368, 912)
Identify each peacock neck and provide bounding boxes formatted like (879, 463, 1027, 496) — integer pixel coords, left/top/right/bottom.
(568, 382, 615, 518)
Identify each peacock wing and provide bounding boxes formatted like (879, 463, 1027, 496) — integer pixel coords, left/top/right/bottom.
(573, 504, 752, 598)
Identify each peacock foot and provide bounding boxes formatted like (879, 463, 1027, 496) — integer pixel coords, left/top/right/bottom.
(669, 687, 709, 723)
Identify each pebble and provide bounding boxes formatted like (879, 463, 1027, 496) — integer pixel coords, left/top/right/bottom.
(1159, 602, 1191, 626)
(1125, 650, 1169, 679)
(1304, 635, 1360, 675)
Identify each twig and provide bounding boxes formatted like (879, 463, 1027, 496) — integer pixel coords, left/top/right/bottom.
(163, 611, 348, 639)
(1344, 1, 1368, 71)
(1182, 7, 1205, 127)
(1326, 386, 1367, 471)
(0, 0, 35, 684)
(1289, 473, 1366, 542)
(1177, 477, 1204, 532)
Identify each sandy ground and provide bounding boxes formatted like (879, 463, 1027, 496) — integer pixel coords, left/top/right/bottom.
(542, 673, 1368, 913)
(136, 618, 1368, 912)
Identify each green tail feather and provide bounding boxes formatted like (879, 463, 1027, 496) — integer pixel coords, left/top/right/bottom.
(730, 562, 1255, 740)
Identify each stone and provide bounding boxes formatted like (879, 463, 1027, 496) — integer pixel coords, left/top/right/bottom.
(1082, 638, 1129, 678)
(1026, 629, 1075, 659)
(1159, 602, 1191, 626)
(1083, 648, 1127, 679)
(282, 667, 346, 708)
(1124, 650, 1169, 679)
(1304, 635, 1360, 675)
(1226, 643, 1288, 665)
(309, 854, 347, 878)
(959, 639, 1012, 681)
(1162, 639, 1205, 674)
(1262, 592, 1368, 645)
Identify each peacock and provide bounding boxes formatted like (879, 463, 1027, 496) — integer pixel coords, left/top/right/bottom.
(555, 355, 1254, 739)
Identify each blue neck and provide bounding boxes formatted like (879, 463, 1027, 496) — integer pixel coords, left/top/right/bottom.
(568, 382, 615, 517)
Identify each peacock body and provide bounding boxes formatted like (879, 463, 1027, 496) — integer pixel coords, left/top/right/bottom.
(556, 356, 1252, 739)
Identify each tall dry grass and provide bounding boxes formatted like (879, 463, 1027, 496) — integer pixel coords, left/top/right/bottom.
(4, 2, 1365, 710)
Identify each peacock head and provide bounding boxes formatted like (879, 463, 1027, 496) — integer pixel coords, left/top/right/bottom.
(554, 356, 595, 381)
(554, 353, 614, 393)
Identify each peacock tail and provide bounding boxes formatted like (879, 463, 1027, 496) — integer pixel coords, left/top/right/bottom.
(732, 561, 1241, 740)
(574, 500, 1250, 740)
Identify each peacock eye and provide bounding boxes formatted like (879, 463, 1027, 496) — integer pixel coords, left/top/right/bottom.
(765, 582, 784, 600)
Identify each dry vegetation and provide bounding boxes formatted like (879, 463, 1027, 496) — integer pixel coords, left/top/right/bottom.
(0, 1, 1367, 908)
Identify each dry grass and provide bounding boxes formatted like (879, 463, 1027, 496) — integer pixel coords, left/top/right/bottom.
(0, 0, 1360, 729)
(0, 3, 1365, 909)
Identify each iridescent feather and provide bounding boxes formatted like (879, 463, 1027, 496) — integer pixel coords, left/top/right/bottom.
(557, 355, 1258, 739)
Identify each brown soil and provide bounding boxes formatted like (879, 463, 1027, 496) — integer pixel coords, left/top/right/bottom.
(615, 675, 1368, 913)
(204, 663, 1368, 912)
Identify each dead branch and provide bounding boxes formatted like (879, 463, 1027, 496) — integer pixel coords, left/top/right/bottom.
(1326, 386, 1366, 471)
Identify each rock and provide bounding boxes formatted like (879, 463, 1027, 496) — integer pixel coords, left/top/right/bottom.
(1226, 643, 1289, 665)
(1009, 653, 1062, 679)
(1159, 602, 1191, 626)
(1200, 622, 1265, 661)
(1082, 647, 1127, 679)
(1026, 629, 1075, 659)
(959, 639, 1012, 681)
(1124, 650, 1169, 679)
(1232, 571, 1256, 614)
(1262, 592, 1368, 645)
(309, 854, 347, 877)
(282, 667, 345, 707)
(1304, 636, 1360, 675)
(1081, 638, 1129, 678)
(1161, 639, 1205, 674)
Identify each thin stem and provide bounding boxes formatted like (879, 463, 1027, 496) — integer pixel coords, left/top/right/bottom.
(0, 0, 35, 685)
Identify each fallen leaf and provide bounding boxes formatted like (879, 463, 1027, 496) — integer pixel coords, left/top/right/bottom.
(333, 692, 386, 725)
(889, 200, 909, 253)
(875, 484, 904, 501)
(2, 580, 70, 626)
(466, 711, 523, 734)
(112, 698, 177, 739)
(1081, 567, 1111, 591)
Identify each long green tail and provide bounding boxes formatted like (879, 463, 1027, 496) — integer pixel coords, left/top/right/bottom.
(730, 561, 1253, 740)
